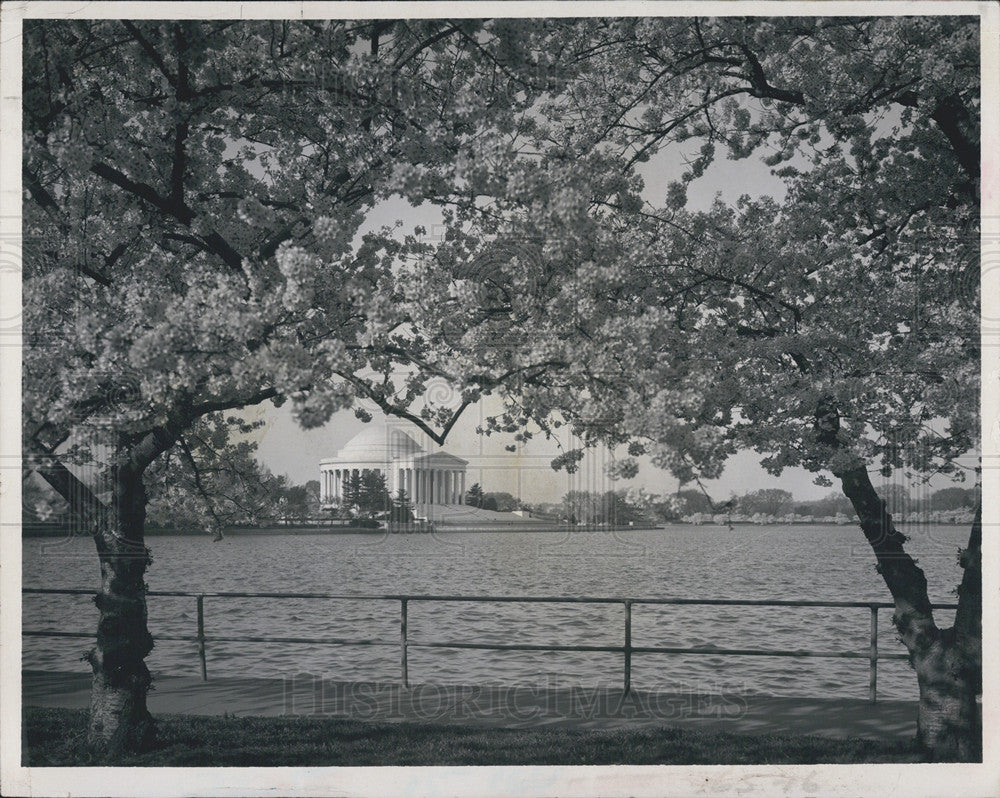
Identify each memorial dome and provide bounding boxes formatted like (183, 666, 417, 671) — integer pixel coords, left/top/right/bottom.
(334, 427, 424, 463)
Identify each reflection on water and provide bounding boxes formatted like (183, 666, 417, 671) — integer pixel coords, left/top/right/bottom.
(22, 524, 968, 700)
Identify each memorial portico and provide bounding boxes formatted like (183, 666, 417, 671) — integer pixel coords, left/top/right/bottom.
(320, 426, 468, 507)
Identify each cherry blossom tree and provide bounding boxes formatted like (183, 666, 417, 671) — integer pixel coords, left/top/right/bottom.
(401, 16, 981, 760)
(22, 17, 566, 754)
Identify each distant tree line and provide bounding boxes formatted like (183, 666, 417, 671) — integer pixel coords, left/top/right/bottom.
(514, 484, 981, 527)
(670, 485, 979, 521)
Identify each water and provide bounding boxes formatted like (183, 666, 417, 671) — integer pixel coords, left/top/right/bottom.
(21, 523, 970, 700)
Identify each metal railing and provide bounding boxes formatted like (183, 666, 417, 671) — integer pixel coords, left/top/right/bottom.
(23, 588, 957, 702)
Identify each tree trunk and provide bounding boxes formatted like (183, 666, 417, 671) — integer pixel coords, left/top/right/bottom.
(838, 464, 981, 761)
(31, 425, 179, 757)
(918, 503, 982, 761)
(815, 399, 980, 760)
(910, 628, 981, 761)
(85, 458, 155, 755)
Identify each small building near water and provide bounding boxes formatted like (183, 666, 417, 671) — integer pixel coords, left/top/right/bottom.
(320, 426, 468, 508)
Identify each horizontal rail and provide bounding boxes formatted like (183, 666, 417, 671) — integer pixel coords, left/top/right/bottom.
(23, 588, 943, 700)
(20, 588, 958, 610)
(631, 646, 910, 660)
(19, 631, 913, 661)
(404, 641, 915, 660)
(198, 636, 395, 647)
(409, 641, 624, 653)
(22, 630, 394, 647)
(24, 630, 202, 643)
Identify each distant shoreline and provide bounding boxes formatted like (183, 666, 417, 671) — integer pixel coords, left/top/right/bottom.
(21, 519, 973, 538)
(22, 522, 657, 537)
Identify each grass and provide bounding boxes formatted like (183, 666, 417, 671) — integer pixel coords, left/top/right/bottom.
(23, 707, 922, 766)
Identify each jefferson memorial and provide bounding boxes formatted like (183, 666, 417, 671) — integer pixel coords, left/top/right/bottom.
(320, 426, 469, 508)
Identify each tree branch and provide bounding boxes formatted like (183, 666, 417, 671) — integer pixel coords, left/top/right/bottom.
(815, 400, 938, 652)
(738, 44, 806, 105)
(953, 501, 981, 687)
(24, 439, 108, 529)
(393, 23, 463, 72)
(929, 95, 979, 188)
(186, 386, 279, 420)
(89, 160, 245, 271)
(178, 434, 225, 536)
(374, 396, 473, 447)
(121, 21, 178, 89)
(24, 169, 67, 228)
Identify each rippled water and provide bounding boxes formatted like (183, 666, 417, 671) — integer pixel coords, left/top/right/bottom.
(22, 523, 970, 700)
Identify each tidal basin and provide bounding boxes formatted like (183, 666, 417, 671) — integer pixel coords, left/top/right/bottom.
(23, 524, 966, 701)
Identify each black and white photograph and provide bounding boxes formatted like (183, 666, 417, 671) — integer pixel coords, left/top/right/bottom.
(1, 2, 997, 796)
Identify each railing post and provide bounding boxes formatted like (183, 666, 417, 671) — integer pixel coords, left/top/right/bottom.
(623, 600, 632, 696)
(196, 594, 207, 681)
(400, 598, 409, 688)
(869, 605, 878, 703)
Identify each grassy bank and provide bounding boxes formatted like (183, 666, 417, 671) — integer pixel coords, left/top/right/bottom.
(23, 707, 921, 766)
